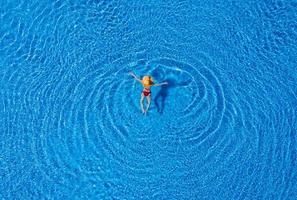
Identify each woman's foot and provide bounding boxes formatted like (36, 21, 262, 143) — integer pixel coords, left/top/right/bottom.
(144, 109, 149, 115)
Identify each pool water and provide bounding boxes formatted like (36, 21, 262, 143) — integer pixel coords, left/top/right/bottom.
(1, 0, 296, 199)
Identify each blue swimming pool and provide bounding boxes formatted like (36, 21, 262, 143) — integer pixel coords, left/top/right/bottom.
(1, 0, 296, 199)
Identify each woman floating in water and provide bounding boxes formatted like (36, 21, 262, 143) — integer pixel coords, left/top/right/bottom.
(129, 71, 168, 115)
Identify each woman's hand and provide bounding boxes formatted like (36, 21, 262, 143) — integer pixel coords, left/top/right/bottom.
(153, 82, 168, 87)
(129, 71, 142, 82)
(129, 71, 134, 76)
(160, 82, 168, 85)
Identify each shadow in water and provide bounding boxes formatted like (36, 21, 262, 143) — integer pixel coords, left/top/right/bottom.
(154, 77, 188, 114)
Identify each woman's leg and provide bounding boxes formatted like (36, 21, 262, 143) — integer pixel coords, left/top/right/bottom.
(145, 95, 151, 114)
(140, 93, 145, 113)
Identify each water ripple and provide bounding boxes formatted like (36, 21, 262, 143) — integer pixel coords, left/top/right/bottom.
(1, 0, 296, 199)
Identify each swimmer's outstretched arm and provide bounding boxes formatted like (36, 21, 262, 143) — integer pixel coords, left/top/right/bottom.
(129, 71, 142, 83)
(153, 82, 168, 87)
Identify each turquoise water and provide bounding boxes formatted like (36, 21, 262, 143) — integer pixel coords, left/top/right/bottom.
(0, 0, 297, 199)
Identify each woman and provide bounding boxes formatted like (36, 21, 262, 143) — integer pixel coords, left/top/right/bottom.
(129, 71, 168, 115)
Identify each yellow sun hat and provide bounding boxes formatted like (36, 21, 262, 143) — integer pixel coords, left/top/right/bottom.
(142, 76, 153, 87)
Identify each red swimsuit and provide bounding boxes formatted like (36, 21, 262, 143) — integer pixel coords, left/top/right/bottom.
(142, 88, 151, 96)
